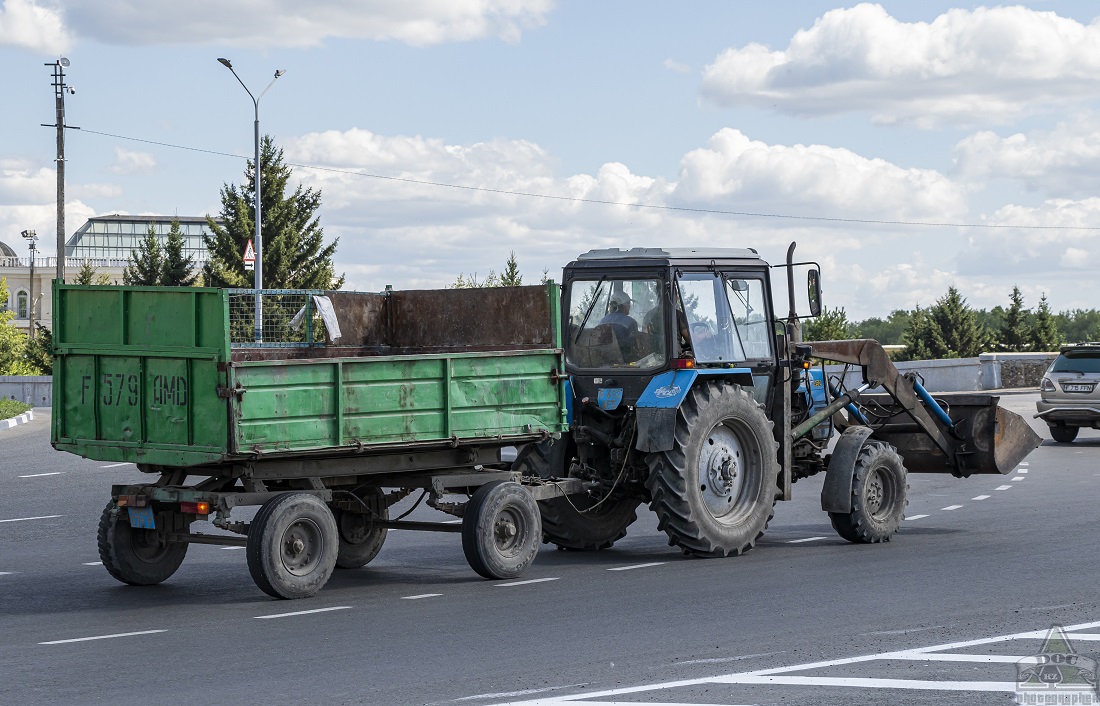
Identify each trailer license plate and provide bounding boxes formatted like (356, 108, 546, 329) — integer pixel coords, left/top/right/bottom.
(1064, 383, 1094, 393)
(127, 506, 156, 529)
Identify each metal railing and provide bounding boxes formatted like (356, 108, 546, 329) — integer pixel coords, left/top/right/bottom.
(228, 289, 327, 348)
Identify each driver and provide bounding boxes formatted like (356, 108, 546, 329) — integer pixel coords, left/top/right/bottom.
(599, 291, 639, 346)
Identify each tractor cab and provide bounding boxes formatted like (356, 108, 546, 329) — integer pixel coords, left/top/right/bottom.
(562, 247, 780, 411)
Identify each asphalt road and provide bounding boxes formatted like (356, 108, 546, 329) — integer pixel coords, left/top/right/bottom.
(1, 393, 1097, 706)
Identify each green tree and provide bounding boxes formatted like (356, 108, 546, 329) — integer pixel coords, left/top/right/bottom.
(75, 260, 113, 286)
(499, 251, 522, 287)
(1055, 308, 1100, 343)
(803, 305, 851, 341)
(451, 252, 528, 288)
(0, 278, 38, 375)
(897, 305, 944, 361)
(161, 218, 197, 286)
(999, 286, 1030, 352)
(123, 227, 164, 286)
(852, 309, 912, 344)
(1030, 293, 1063, 351)
(23, 324, 52, 375)
(928, 286, 989, 358)
(204, 135, 342, 290)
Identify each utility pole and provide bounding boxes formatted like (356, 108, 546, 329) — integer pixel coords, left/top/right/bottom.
(43, 58, 75, 283)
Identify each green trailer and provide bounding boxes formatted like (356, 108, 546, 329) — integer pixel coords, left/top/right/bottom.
(52, 282, 573, 598)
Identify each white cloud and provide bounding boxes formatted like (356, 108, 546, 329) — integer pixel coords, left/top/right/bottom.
(108, 147, 156, 175)
(1061, 247, 1090, 268)
(663, 58, 690, 74)
(0, 0, 70, 53)
(0, 159, 56, 202)
(58, 0, 553, 47)
(953, 116, 1100, 197)
(700, 4, 1100, 126)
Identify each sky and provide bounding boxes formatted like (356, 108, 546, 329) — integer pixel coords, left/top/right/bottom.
(2, 0, 1100, 320)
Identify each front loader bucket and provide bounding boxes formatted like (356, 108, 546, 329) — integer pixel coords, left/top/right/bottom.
(864, 393, 1041, 476)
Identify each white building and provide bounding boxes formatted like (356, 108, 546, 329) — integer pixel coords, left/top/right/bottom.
(0, 215, 215, 337)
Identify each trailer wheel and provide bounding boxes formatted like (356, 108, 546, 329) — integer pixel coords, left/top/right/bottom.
(1050, 425, 1079, 443)
(538, 495, 640, 550)
(829, 442, 908, 543)
(333, 488, 388, 569)
(462, 481, 541, 579)
(97, 502, 187, 586)
(645, 383, 779, 557)
(247, 493, 338, 599)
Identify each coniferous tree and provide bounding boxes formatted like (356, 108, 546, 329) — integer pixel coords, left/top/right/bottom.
(123, 227, 163, 286)
(161, 218, 197, 286)
(898, 305, 943, 361)
(928, 286, 989, 358)
(499, 251, 523, 287)
(803, 306, 851, 341)
(1000, 285, 1030, 352)
(1030, 293, 1063, 351)
(75, 260, 97, 285)
(204, 135, 342, 290)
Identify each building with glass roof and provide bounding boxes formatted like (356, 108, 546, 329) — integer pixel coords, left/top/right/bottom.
(1, 214, 218, 336)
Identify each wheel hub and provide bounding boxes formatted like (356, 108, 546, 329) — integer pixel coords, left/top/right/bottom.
(281, 519, 322, 576)
(698, 424, 745, 518)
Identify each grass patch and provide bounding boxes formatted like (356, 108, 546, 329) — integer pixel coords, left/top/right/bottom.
(0, 398, 32, 420)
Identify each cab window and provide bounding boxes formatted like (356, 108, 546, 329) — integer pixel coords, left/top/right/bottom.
(565, 278, 666, 370)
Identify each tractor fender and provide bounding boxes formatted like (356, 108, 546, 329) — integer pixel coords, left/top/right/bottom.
(821, 426, 875, 513)
(634, 368, 755, 452)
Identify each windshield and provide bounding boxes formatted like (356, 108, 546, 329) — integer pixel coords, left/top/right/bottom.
(1052, 351, 1100, 374)
(676, 273, 771, 364)
(566, 278, 667, 369)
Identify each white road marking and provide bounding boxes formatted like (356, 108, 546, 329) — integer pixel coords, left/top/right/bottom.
(0, 572, 13, 576)
(786, 537, 826, 544)
(82, 561, 101, 566)
(99, 463, 129, 468)
(0, 515, 62, 524)
(450, 684, 590, 702)
(940, 505, 963, 511)
(40, 629, 167, 645)
(608, 562, 667, 571)
(401, 594, 443, 600)
(1017, 468, 1028, 474)
(972, 495, 991, 501)
(220, 546, 246, 550)
(1063, 633, 1100, 641)
(714, 675, 1016, 692)
(905, 514, 929, 521)
(1011, 476, 1025, 482)
(864, 625, 943, 636)
(254, 606, 352, 620)
(678, 652, 782, 666)
(495, 577, 559, 587)
(18, 472, 64, 478)
(1019, 462, 1029, 466)
(995, 485, 1012, 491)
(892, 652, 1031, 663)
(442, 519, 463, 524)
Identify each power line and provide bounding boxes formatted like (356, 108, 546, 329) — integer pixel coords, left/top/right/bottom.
(78, 127, 1100, 231)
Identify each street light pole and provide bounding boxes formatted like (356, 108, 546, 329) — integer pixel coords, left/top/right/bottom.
(217, 58, 285, 344)
(21, 230, 38, 340)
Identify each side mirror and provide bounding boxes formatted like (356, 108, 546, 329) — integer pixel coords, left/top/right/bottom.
(807, 269, 822, 317)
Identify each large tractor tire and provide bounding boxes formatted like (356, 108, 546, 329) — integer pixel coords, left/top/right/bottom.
(645, 382, 779, 557)
(829, 441, 908, 544)
(538, 494, 641, 551)
(98, 502, 188, 586)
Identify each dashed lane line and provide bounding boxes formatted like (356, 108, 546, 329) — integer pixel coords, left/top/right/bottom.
(82, 562, 101, 566)
(1018, 468, 1029, 474)
(608, 562, 667, 571)
(39, 629, 167, 645)
(786, 537, 826, 544)
(995, 485, 1013, 491)
(905, 514, 929, 521)
(17, 472, 64, 478)
(99, 463, 129, 468)
(495, 577, 559, 587)
(941, 505, 963, 511)
(0, 572, 13, 576)
(253, 606, 352, 620)
(402, 594, 443, 600)
(0, 515, 62, 524)
(972, 495, 991, 501)
(1011, 476, 1025, 481)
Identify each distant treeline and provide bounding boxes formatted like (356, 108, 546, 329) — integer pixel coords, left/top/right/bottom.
(804, 286, 1095, 360)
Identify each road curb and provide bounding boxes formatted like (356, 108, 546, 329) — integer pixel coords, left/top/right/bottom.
(0, 409, 34, 430)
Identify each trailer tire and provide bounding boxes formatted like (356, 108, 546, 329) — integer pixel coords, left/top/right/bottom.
(829, 442, 908, 544)
(247, 493, 339, 599)
(333, 488, 388, 569)
(538, 495, 640, 550)
(462, 481, 541, 579)
(97, 502, 187, 586)
(645, 382, 779, 557)
(1050, 425, 1079, 443)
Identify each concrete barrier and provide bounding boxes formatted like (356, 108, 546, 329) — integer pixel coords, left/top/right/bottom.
(0, 376, 52, 406)
(824, 352, 1055, 393)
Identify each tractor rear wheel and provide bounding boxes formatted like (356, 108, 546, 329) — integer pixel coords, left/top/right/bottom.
(829, 441, 908, 543)
(645, 383, 779, 557)
(538, 494, 641, 551)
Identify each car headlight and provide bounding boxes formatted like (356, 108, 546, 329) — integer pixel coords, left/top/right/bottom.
(1040, 377, 1056, 392)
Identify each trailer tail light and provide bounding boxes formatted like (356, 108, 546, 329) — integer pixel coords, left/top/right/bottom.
(180, 501, 210, 515)
(116, 495, 147, 508)
(673, 358, 695, 369)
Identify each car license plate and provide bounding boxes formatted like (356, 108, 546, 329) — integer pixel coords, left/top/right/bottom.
(1064, 383, 1095, 393)
(127, 506, 156, 529)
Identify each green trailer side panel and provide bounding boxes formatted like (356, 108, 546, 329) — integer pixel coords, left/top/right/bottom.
(52, 284, 231, 466)
(232, 350, 567, 453)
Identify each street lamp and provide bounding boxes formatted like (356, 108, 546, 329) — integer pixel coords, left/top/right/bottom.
(217, 58, 285, 343)
(21, 230, 38, 340)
